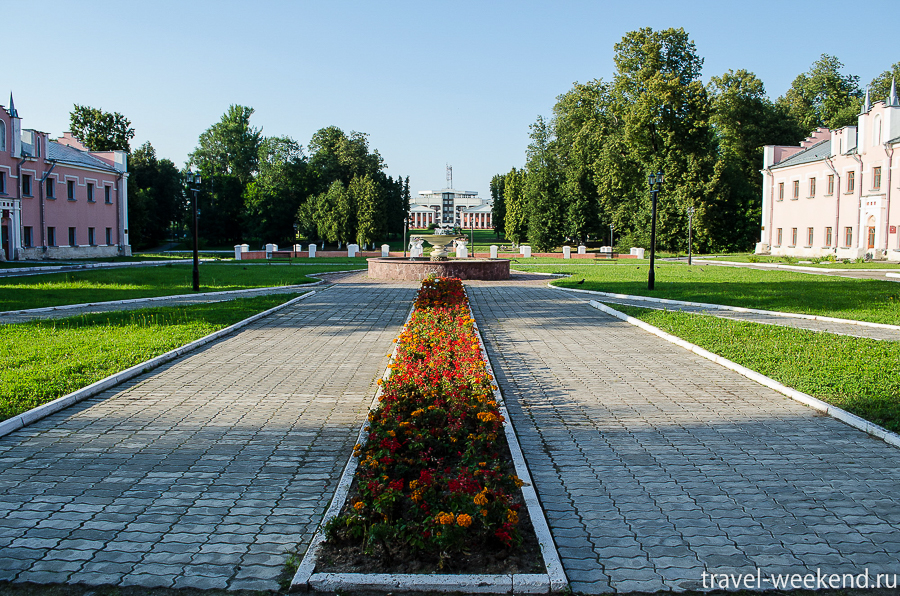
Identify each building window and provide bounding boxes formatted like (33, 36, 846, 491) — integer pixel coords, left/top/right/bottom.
(106, 227, 112, 245)
(844, 227, 853, 247)
(776, 228, 783, 246)
(792, 180, 799, 199)
(847, 171, 855, 193)
(0, 172, 5, 194)
(791, 228, 798, 246)
(68, 227, 76, 247)
(48, 227, 56, 246)
(105, 186, 111, 204)
(873, 167, 882, 190)
(809, 178, 816, 198)
(88, 227, 95, 246)
(806, 227, 814, 247)
(778, 182, 784, 201)
(0, 120, 5, 151)
(868, 226, 876, 249)
(46, 178, 54, 198)
(87, 183, 94, 202)
(825, 227, 833, 247)
(67, 180, 75, 200)
(827, 174, 834, 195)
(22, 174, 31, 196)
(23, 226, 32, 248)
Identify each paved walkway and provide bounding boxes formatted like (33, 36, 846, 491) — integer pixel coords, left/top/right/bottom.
(0, 275, 416, 590)
(554, 289, 900, 342)
(468, 282, 900, 593)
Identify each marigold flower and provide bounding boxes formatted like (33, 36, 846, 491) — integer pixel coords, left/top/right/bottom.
(506, 509, 519, 524)
(481, 508, 488, 517)
(353, 501, 365, 511)
(474, 493, 488, 506)
(457, 514, 473, 528)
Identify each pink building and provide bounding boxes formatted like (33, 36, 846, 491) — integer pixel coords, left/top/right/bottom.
(758, 83, 900, 261)
(0, 95, 130, 261)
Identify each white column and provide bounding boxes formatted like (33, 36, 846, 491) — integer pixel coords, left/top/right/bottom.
(308, 243, 316, 258)
(234, 245, 243, 260)
(348, 244, 359, 257)
(381, 244, 390, 257)
(521, 245, 532, 258)
(490, 245, 498, 259)
(578, 245, 586, 254)
(563, 246, 571, 259)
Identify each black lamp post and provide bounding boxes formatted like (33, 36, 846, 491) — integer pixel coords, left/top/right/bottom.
(687, 206, 695, 266)
(609, 223, 614, 249)
(647, 171, 663, 290)
(186, 171, 201, 292)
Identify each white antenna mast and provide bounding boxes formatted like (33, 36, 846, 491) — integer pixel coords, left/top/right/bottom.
(446, 164, 453, 189)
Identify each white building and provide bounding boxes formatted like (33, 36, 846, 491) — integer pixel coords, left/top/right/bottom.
(411, 188, 492, 229)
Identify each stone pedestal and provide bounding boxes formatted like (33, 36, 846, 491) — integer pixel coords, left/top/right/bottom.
(630, 247, 645, 259)
(577, 245, 586, 254)
(455, 240, 468, 259)
(308, 244, 317, 258)
(234, 245, 243, 260)
(294, 244, 302, 253)
(490, 245, 498, 259)
(521, 245, 532, 258)
(348, 244, 359, 257)
(563, 246, 571, 259)
(266, 243, 277, 259)
(381, 244, 390, 257)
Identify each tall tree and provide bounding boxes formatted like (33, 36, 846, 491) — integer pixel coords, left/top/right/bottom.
(353, 174, 381, 248)
(189, 105, 263, 244)
(69, 104, 135, 151)
(870, 62, 900, 103)
(776, 54, 862, 134)
(525, 116, 564, 251)
(127, 142, 183, 249)
(489, 174, 506, 238)
(503, 168, 528, 246)
(243, 136, 309, 244)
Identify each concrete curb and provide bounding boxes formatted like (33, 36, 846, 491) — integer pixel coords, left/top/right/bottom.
(887, 273, 900, 279)
(291, 292, 567, 594)
(586, 299, 900, 450)
(0, 281, 325, 317)
(552, 285, 900, 332)
(0, 291, 317, 440)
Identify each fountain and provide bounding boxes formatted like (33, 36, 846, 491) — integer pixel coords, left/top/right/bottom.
(367, 227, 510, 280)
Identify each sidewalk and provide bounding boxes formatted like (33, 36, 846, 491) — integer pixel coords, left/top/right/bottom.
(0, 275, 417, 590)
(467, 282, 900, 593)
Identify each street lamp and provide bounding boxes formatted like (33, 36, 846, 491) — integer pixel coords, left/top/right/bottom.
(609, 223, 614, 249)
(647, 171, 663, 290)
(687, 207, 695, 266)
(186, 171, 201, 292)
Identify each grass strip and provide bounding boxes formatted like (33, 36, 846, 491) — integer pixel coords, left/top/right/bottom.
(539, 263, 900, 325)
(0, 294, 298, 422)
(614, 305, 900, 433)
(0, 263, 351, 311)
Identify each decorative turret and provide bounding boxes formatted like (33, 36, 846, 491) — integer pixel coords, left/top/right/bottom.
(889, 77, 899, 108)
(861, 86, 871, 114)
(7, 92, 17, 118)
(9, 92, 21, 158)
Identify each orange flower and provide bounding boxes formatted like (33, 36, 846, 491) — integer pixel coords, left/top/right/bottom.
(457, 514, 473, 528)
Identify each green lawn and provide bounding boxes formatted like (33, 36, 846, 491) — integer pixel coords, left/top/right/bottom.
(613, 305, 900, 434)
(0, 263, 358, 311)
(0, 295, 298, 422)
(700, 253, 900, 269)
(535, 262, 900, 325)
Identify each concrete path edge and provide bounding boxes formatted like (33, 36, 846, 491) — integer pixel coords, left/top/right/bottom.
(0, 290, 317, 440)
(553, 284, 900, 332)
(587, 299, 900, 450)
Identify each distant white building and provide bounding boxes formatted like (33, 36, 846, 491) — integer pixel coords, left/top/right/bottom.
(411, 188, 492, 229)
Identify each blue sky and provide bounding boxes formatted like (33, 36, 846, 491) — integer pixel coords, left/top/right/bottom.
(5, 1, 896, 200)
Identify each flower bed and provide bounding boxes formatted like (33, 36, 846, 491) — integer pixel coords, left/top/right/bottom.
(322, 277, 535, 571)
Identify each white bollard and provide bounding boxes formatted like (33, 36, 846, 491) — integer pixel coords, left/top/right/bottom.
(455, 240, 468, 259)
(630, 247, 645, 259)
(294, 244, 302, 254)
(265, 243, 276, 259)
(308, 243, 316, 258)
(522, 245, 532, 258)
(563, 246, 571, 259)
(381, 244, 390, 258)
(348, 243, 359, 257)
(234, 245, 243, 260)
(578, 245, 586, 254)
(490, 245, 499, 259)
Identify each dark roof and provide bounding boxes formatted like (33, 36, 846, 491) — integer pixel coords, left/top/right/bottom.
(47, 142, 118, 172)
(770, 139, 831, 169)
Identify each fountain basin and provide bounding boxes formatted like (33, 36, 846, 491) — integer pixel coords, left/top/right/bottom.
(367, 257, 510, 281)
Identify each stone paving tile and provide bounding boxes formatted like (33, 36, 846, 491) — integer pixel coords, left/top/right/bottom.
(0, 274, 416, 589)
(468, 282, 900, 594)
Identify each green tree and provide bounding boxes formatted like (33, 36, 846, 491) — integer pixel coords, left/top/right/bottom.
(189, 105, 263, 244)
(353, 174, 381, 248)
(525, 116, 564, 251)
(308, 126, 384, 194)
(69, 104, 135, 151)
(127, 142, 183, 249)
(489, 174, 506, 238)
(503, 168, 528, 246)
(870, 63, 900, 103)
(243, 136, 309, 244)
(776, 54, 862, 134)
